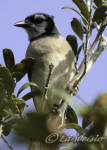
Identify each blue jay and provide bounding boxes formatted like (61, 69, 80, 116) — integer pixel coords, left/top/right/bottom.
(14, 13, 75, 113)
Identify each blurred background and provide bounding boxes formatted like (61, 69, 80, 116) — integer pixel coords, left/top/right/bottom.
(0, 0, 107, 149)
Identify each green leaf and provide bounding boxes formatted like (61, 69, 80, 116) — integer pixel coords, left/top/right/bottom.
(3, 109, 17, 118)
(21, 57, 35, 65)
(8, 101, 19, 114)
(12, 63, 27, 74)
(0, 92, 7, 115)
(66, 105, 78, 124)
(21, 57, 35, 73)
(3, 119, 17, 136)
(62, 6, 88, 24)
(76, 43, 84, 61)
(82, 115, 93, 129)
(8, 96, 21, 114)
(80, 106, 95, 128)
(0, 67, 15, 95)
(17, 102, 27, 114)
(94, 0, 104, 7)
(10, 96, 27, 114)
(93, 5, 107, 24)
(14, 113, 50, 141)
(12, 57, 35, 76)
(64, 123, 82, 130)
(3, 49, 15, 70)
(12, 72, 25, 82)
(72, 0, 90, 20)
(71, 18, 85, 40)
(17, 82, 39, 97)
(66, 35, 78, 56)
(0, 82, 6, 101)
(22, 90, 41, 101)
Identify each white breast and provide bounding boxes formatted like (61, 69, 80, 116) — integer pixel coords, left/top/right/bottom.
(26, 34, 75, 111)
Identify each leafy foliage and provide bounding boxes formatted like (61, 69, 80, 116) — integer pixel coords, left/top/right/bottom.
(14, 112, 50, 141)
(93, 5, 107, 24)
(72, 0, 90, 21)
(0, 0, 107, 150)
(94, 0, 104, 7)
(71, 18, 85, 40)
(63, 0, 107, 65)
(0, 67, 15, 96)
(65, 105, 78, 124)
(3, 49, 15, 70)
(0, 49, 37, 138)
(0, 47, 82, 146)
(66, 35, 78, 55)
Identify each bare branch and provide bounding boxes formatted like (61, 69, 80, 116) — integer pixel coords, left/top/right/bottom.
(42, 64, 54, 111)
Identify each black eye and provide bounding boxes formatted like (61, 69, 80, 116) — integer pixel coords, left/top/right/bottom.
(35, 17, 44, 24)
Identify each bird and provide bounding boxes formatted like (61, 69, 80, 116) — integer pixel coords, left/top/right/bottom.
(14, 13, 75, 114)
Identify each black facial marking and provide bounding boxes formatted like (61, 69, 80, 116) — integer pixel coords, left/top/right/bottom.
(34, 17, 44, 24)
(45, 17, 54, 33)
(25, 15, 35, 23)
(26, 16, 44, 25)
(25, 13, 54, 33)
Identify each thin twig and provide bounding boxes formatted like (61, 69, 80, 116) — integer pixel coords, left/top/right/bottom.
(41, 64, 54, 111)
(71, 0, 94, 92)
(1, 135, 14, 150)
(42, 64, 54, 100)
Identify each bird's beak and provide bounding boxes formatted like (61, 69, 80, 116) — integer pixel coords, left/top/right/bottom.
(14, 21, 29, 27)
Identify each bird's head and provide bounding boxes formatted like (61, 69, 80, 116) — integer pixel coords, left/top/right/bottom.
(14, 13, 59, 41)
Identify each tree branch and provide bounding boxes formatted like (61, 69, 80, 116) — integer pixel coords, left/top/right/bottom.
(68, 14, 107, 94)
